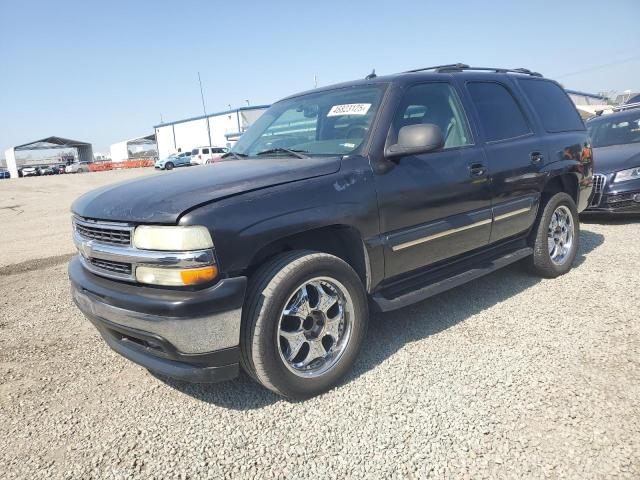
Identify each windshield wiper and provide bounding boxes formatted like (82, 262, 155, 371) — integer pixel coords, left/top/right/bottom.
(255, 148, 310, 159)
(221, 151, 248, 160)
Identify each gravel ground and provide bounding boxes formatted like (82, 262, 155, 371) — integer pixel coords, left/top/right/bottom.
(1, 171, 639, 478)
(0, 169, 156, 268)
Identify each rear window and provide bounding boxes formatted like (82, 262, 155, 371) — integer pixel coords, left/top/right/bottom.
(519, 79, 585, 132)
(467, 82, 531, 142)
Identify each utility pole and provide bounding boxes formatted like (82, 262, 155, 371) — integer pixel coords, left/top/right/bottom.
(198, 72, 212, 148)
(314, 74, 318, 88)
(245, 99, 250, 107)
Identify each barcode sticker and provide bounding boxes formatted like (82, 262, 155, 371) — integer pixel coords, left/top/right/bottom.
(327, 103, 371, 116)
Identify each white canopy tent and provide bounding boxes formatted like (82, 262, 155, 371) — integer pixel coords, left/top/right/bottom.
(109, 134, 157, 162)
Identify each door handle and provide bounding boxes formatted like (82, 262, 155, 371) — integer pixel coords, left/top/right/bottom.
(469, 163, 487, 178)
(530, 151, 544, 164)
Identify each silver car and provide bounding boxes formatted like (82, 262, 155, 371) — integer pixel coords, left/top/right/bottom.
(65, 162, 92, 174)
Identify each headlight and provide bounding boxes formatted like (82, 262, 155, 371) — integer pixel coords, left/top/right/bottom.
(133, 225, 213, 251)
(614, 167, 640, 183)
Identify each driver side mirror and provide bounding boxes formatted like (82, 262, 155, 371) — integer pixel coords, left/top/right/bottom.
(384, 123, 445, 159)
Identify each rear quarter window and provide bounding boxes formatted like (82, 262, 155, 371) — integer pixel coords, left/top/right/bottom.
(519, 79, 585, 132)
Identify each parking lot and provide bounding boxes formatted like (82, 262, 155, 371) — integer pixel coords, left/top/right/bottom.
(1, 169, 638, 478)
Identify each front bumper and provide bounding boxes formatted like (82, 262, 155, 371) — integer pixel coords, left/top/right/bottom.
(586, 174, 640, 213)
(69, 256, 247, 383)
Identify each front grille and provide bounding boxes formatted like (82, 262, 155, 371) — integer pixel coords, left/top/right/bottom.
(607, 192, 640, 209)
(88, 257, 132, 275)
(74, 219, 132, 245)
(590, 174, 606, 207)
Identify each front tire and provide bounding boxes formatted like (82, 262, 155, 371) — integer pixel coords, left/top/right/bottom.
(241, 251, 368, 399)
(528, 192, 579, 278)
(165, 162, 174, 170)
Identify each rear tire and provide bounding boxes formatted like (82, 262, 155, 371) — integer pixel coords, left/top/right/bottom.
(240, 251, 368, 399)
(165, 162, 174, 170)
(528, 192, 579, 278)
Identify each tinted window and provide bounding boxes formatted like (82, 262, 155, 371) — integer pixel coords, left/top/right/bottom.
(390, 83, 472, 149)
(519, 79, 584, 132)
(467, 82, 530, 142)
(202, 148, 210, 154)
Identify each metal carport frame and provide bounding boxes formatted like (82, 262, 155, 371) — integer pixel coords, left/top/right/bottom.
(4, 136, 93, 179)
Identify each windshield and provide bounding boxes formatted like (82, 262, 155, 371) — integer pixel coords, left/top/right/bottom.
(232, 84, 387, 157)
(587, 114, 640, 147)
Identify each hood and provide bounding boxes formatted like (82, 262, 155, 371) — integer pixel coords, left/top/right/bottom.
(593, 143, 640, 174)
(72, 157, 341, 223)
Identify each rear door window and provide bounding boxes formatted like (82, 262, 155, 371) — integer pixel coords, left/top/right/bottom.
(519, 79, 585, 132)
(202, 148, 210, 154)
(467, 82, 531, 142)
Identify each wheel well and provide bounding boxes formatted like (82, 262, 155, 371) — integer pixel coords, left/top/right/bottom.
(246, 225, 368, 287)
(543, 174, 578, 203)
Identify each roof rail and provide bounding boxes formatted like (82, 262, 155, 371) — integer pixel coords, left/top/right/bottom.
(404, 64, 543, 77)
(404, 63, 470, 73)
(612, 102, 640, 112)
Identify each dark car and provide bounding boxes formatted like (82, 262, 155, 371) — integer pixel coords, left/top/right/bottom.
(42, 165, 61, 175)
(0, 169, 10, 179)
(585, 105, 640, 212)
(69, 64, 592, 399)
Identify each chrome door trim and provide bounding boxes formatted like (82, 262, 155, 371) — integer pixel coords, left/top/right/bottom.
(493, 206, 531, 221)
(391, 218, 492, 251)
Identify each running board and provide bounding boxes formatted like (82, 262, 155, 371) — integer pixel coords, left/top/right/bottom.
(371, 247, 533, 312)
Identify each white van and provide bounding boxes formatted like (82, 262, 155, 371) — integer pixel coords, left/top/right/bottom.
(190, 146, 229, 165)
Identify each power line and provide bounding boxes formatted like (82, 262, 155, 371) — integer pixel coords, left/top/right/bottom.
(554, 56, 640, 79)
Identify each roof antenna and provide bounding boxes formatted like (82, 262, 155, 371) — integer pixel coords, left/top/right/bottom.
(365, 68, 377, 80)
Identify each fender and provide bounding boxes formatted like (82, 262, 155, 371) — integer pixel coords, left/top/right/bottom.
(180, 156, 383, 282)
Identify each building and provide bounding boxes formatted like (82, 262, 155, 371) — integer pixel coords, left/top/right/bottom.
(566, 89, 610, 119)
(154, 105, 269, 160)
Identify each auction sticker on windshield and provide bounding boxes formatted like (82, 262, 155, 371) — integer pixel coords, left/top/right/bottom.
(327, 103, 371, 116)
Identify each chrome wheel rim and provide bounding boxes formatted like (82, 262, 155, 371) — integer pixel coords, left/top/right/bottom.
(277, 277, 353, 378)
(548, 205, 574, 265)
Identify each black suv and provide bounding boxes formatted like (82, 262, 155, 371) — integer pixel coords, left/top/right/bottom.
(585, 105, 640, 212)
(69, 64, 593, 399)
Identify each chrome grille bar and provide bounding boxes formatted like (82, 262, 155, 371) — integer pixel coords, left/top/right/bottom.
(590, 174, 606, 207)
(73, 216, 133, 246)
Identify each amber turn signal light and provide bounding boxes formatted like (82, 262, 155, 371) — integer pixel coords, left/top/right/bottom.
(179, 265, 218, 285)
